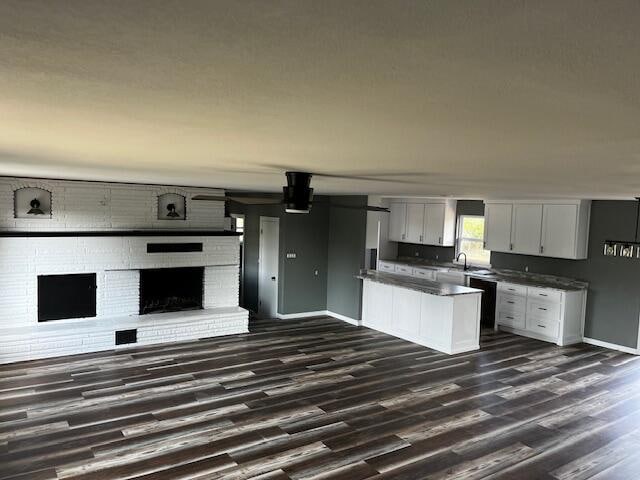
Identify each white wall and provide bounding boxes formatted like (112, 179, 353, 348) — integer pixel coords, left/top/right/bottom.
(0, 177, 225, 231)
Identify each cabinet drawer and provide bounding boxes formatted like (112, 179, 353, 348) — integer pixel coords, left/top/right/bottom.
(527, 318, 559, 338)
(527, 287, 562, 303)
(497, 310, 525, 329)
(527, 300, 561, 322)
(378, 261, 396, 273)
(412, 267, 436, 280)
(395, 265, 413, 276)
(497, 292, 526, 312)
(497, 282, 527, 297)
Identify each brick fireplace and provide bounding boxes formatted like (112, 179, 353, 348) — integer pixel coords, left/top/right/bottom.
(0, 177, 248, 364)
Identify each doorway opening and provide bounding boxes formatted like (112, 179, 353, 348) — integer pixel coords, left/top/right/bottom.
(258, 216, 279, 318)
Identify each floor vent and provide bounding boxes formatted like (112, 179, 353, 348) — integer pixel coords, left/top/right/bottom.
(115, 329, 137, 345)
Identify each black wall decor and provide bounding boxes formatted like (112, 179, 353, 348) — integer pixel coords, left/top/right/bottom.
(14, 187, 52, 219)
(157, 193, 186, 220)
(115, 329, 138, 345)
(38, 273, 97, 322)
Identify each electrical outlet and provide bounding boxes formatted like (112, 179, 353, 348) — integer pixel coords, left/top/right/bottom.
(525, 266, 529, 272)
(286, 252, 297, 259)
(314, 270, 319, 276)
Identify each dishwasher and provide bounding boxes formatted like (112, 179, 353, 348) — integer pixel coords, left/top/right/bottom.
(469, 277, 497, 329)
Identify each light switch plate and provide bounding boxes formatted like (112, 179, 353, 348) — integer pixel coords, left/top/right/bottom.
(286, 252, 297, 259)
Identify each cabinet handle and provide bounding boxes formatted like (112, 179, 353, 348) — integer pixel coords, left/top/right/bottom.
(539, 293, 548, 297)
(507, 301, 515, 304)
(438, 237, 442, 244)
(419, 235, 423, 242)
(506, 316, 514, 320)
(538, 307, 547, 311)
(540, 245, 544, 254)
(537, 324, 546, 328)
(510, 243, 513, 251)
(483, 241, 487, 249)
(402, 234, 405, 240)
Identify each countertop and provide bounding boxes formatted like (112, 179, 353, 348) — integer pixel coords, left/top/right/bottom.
(384, 257, 589, 291)
(357, 270, 483, 297)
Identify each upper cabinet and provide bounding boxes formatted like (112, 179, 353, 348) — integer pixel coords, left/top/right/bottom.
(387, 199, 457, 246)
(512, 204, 543, 255)
(484, 203, 512, 252)
(388, 202, 407, 242)
(483, 200, 591, 260)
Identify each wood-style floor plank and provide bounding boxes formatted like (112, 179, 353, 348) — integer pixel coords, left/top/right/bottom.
(1, 316, 638, 479)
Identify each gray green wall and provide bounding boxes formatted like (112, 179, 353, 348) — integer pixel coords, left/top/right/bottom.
(232, 195, 367, 319)
(230, 199, 330, 315)
(327, 196, 368, 320)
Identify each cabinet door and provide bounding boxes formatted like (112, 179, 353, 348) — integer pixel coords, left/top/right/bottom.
(484, 204, 513, 252)
(388, 203, 407, 242)
(363, 281, 393, 330)
(541, 204, 578, 258)
(512, 204, 543, 255)
(423, 203, 446, 245)
(392, 287, 422, 337)
(405, 203, 425, 244)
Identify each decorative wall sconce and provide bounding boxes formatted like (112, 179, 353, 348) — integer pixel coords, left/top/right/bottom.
(620, 244, 634, 258)
(27, 199, 45, 215)
(157, 193, 186, 220)
(14, 187, 52, 219)
(166, 203, 180, 218)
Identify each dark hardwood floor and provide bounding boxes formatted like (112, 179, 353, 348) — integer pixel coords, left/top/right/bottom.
(1, 317, 640, 479)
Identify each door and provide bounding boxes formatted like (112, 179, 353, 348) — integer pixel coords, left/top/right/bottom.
(423, 203, 446, 245)
(258, 217, 279, 318)
(484, 203, 513, 252)
(388, 203, 407, 242)
(541, 204, 578, 258)
(405, 203, 425, 244)
(512, 204, 543, 255)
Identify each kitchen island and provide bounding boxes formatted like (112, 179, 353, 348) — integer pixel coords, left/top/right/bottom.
(357, 270, 483, 355)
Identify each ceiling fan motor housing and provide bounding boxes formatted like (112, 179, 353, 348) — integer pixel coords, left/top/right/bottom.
(283, 171, 314, 213)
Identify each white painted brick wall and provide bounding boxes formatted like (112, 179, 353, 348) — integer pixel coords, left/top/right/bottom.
(0, 177, 225, 231)
(204, 265, 240, 308)
(101, 270, 140, 318)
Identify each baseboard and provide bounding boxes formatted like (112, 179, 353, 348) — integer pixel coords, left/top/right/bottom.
(275, 310, 361, 326)
(276, 311, 327, 320)
(582, 337, 639, 355)
(326, 311, 361, 326)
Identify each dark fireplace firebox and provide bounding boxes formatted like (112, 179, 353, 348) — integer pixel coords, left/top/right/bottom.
(38, 273, 97, 322)
(139, 267, 204, 315)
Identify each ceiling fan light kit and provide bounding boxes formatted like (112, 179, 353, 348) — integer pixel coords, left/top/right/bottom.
(283, 172, 314, 214)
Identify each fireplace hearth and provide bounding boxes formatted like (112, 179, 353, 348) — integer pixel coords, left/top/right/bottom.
(139, 267, 204, 315)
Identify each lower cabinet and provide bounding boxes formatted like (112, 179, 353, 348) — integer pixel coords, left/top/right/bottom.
(362, 279, 481, 355)
(495, 282, 586, 346)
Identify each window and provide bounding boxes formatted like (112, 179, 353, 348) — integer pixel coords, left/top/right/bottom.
(231, 214, 244, 243)
(456, 215, 490, 266)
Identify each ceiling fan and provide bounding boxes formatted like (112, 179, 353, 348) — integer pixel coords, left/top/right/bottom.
(192, 171, 393, 213)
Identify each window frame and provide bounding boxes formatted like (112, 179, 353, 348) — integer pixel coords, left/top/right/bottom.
(455, 214, 491, 267)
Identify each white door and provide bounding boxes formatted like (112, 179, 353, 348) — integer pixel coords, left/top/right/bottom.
(484, 203, 513, 252)
(512, 204, 543, 255)
(388, 203, 407, 242)
(258, 217, 279, 318)
(423, 203, 446, 245)
(541, 204, 578, 258)
(405, 203, 425, 244)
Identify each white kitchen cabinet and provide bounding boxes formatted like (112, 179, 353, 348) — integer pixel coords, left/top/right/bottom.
(405, 203, 425, 244)
(483, 200, 590, 259)
(423, 203, 446, 245)
(541, 204, 579, 259)
(495, 281, 586, 346)
(362, 280, 393, 331)
(388, 203, 407, 242)
(511, 204, 543, 255)
(377, 260, 396, 273)
(392, 287, 422, 338)
(411, 267, 437, 281)
(435, 270, 467, 286)
(484, 203, 513, 252)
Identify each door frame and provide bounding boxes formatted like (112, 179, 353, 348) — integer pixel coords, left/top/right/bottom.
(258, 216, 280, 317)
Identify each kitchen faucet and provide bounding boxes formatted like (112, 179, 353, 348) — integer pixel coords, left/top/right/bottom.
(456, 252, 469, 271)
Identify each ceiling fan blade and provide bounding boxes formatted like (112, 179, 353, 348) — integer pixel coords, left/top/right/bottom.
(257, 164, 430, 184)
(328, 203, 390, 213)
(191, 195, 228, 201)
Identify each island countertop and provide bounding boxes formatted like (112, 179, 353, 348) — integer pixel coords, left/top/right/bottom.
(357, 270, 483, 297)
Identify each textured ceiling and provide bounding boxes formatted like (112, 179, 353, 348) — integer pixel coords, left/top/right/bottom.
(1, 0, 639, 198)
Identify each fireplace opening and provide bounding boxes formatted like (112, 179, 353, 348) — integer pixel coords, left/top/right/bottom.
(139, 267, 204, 315)
(38, 273, 97, 322)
